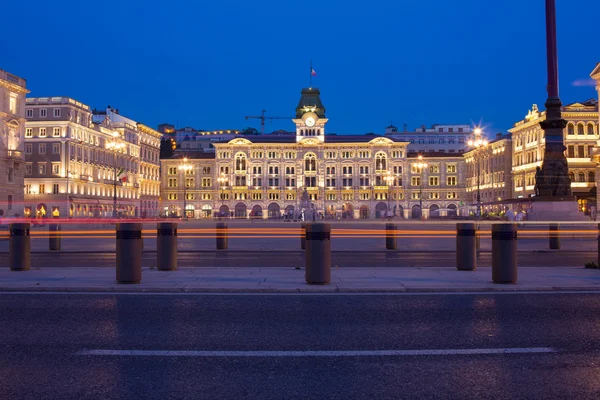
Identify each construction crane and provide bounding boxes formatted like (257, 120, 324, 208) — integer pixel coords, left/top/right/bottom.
(245, 109, 291, 134)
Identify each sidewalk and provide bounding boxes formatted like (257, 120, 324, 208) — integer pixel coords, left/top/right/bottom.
(1, 266, 599, 293)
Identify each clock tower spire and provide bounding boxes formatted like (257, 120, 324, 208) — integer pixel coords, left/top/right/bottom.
(292, 87, 328, 143)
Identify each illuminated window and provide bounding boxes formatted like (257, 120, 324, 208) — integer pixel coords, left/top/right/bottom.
(53, 127, 61, 137)
(39, 128, 47, 137)
(25, 128, 32, 137)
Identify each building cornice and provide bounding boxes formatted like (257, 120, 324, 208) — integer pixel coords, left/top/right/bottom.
(0, 79, 29, 94)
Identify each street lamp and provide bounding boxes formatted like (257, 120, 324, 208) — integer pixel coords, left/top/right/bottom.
(217, 173, 228, 216)
(415, 155, 428, 219)
(383, 170, 394, 218)
(106, 133, 126, 218)
(178, 157, 192, 219)
(468, 129, 489, 219)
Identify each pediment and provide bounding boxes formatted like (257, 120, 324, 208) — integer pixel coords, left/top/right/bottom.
(591, 62, 600, 79)
(368, 137, 394, 145)
(228, 138, 252, 145)
(299, 138, 321, 145)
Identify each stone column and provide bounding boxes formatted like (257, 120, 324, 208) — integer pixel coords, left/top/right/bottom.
(537, 0, 570, 199)
(590, 70, 600, 215)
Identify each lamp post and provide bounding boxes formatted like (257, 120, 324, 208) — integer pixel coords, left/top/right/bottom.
(178, 157, 192, 219)
(384, 171, 394, 218)
(468, 128, 489, 219)
(106, 134, 126, 219)
(217, 173, 228, 216)
(415, 155, 428, 219)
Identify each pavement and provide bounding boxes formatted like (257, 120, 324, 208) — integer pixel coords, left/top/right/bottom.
(1, 266, 600, 292)
(2, 292, 600, 399)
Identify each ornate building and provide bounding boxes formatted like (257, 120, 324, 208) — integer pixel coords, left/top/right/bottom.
(0, 69, 29, 217)
(509, 101, 598, 212)
(464, 133, 512, 212)
(23, 99, 161, 218)
(160, 88, 466, 219)
(385, 123, 473, 154)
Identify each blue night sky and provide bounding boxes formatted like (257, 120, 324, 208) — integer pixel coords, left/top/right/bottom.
(2, 0, 599, 136)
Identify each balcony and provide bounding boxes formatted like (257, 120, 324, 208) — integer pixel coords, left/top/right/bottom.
(6, 150, 24, 161)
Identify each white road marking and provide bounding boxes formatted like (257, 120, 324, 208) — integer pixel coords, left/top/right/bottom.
(77, 347, 557, 357)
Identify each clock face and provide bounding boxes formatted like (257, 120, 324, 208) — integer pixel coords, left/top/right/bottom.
(305, 117, 316, 127)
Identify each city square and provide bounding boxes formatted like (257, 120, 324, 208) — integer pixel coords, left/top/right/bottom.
(2, 0, 600, 399)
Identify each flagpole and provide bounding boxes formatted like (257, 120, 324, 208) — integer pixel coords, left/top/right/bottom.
(309, 60, 312, 88)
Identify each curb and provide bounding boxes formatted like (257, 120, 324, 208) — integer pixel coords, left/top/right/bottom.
(1, 286, 599, 294)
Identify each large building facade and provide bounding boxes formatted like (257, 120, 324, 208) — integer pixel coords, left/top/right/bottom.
(464, 133, 513, 212)
(23, 99, 161, 218)
(160, 88, 467, 219)
(0, 69, 29, 217)
(509, 101, 598, 212)
(385, 123, 473, 154)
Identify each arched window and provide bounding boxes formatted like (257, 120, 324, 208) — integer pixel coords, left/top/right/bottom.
(568, 172, 575, 182)
(577, 124, 584, 135)
(235, 153, 246, 172)
(578, 172, 585, 182)
(588, 124, 595, 135)
(567, 124, 575, 135)
(589, 171, 595, 183)
(375, 152, 387, 171)
(304, 154, 317, 172)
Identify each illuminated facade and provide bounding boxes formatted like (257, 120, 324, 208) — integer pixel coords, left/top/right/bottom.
(464, 133, 513, 207)
(160, 88, 467, 219)
(509, 101, 598, 211)
(0, 69, 29, 217)
(23, 99, 161, 218)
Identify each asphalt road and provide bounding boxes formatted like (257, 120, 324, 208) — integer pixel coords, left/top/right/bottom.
(0, 249, 595, 269)
(1, 292, 600, 399)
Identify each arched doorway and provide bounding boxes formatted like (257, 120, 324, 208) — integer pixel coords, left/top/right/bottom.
(267, 202, 280, 219)
(185, 204, 194, 219)
(285, 205, 295, 220)
(36, 203, 47, 218)
(429, 204, 439, 218)
(447, 204, 457, 217)
(202, 204, 212, 218)
(359, 205, 368, 219)
(375, 202, 388, 219)
(394, 205, 404, 218)
(234, 202, 247, 219)
(251, 204, 263, 219)
(342, 203, 354, 219)
(411, 205, 422, 219)
(219, 204, 230, 218)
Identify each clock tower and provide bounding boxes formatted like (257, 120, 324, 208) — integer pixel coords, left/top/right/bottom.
(292, 87, 328, 143)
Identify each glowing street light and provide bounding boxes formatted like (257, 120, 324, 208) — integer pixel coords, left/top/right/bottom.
(468, 129, 489, 219)
(106, 136, 126, 218)
(415, 155, 428, 219)
(178, 157, 193, 219)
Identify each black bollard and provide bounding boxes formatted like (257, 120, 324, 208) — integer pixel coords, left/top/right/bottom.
(157, 222, 177, 271)
(456, 223, 476, 271)
(386, 223, 397, 250)
(549, 224, 560, 250)
(116, 223, 142, 283)
(492, 223, 518, 283)
(301, 222, 306, 250)
(216, 222, 228, 250)
(305, 223, 331, 284)
(9, 223, 30, 271)
(49, 223, 61, 251)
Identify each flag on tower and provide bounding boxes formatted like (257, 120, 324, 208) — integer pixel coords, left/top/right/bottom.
(311, 68, 317, 76)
